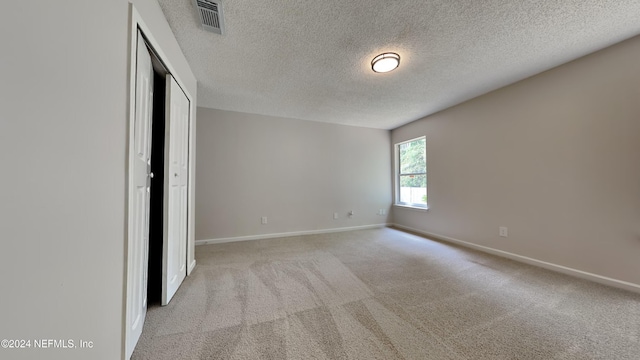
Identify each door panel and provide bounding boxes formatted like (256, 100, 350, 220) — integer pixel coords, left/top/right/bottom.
(127, 31, 154, 358)
(162, 75, 189, 305)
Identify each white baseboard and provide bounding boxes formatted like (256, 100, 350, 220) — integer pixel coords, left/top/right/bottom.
(392, 224, 640, 294)
(196, 223, 391, 246)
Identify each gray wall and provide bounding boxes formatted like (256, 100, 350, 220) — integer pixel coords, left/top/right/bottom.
(0, 1, 195, 359)
(196, 108, 392, 241)
(392, 35, 640, 286)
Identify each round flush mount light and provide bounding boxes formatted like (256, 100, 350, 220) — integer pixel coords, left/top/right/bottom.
(371, 52, 400, 73)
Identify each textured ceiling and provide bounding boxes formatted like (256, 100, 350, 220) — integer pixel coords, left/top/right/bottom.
(157, 0, 640, 129)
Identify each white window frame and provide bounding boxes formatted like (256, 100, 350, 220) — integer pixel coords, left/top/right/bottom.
(394, 136, 428, 209)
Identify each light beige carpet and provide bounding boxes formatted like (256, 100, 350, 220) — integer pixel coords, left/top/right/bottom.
(133, 227, 640, 359)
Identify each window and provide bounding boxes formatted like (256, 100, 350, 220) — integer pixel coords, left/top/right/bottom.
(395, 137, 427, 208)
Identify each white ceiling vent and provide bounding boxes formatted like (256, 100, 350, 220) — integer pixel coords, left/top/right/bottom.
(193, 0, 225, 35)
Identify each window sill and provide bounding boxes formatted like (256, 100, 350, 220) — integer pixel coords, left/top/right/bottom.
(393, 204, 429, 212)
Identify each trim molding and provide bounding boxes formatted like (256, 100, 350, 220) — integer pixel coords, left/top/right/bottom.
(392, 224, 640, 294)
(196, 223, 391, 246)
(187, 259, 196, 275)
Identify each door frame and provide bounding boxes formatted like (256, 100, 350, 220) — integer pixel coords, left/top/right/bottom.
(125, 4, 197, 359)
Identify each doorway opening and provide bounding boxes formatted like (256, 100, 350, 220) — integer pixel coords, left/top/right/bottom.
(126, 9, 196, 356)
(139, 37, 190, 307)
(147, 66, 167, 305)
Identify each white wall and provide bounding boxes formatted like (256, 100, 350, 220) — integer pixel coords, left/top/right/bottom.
(392, 35, 640, 287)
(0, 1, 195, 359)
(196, 108, 391, 241)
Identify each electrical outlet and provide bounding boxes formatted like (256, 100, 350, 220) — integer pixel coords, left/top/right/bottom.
(333, 212, 338, 219)
(379, 209, 386, 215)
(261, 216, 268, 225)
(499, 226, 508, 237)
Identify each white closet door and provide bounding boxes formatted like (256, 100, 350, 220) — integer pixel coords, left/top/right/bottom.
(126, 30, 154, 358)
(162, 75, 189, 305)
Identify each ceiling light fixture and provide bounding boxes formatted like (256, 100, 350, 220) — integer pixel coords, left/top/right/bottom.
(371, 52, 400, 73)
